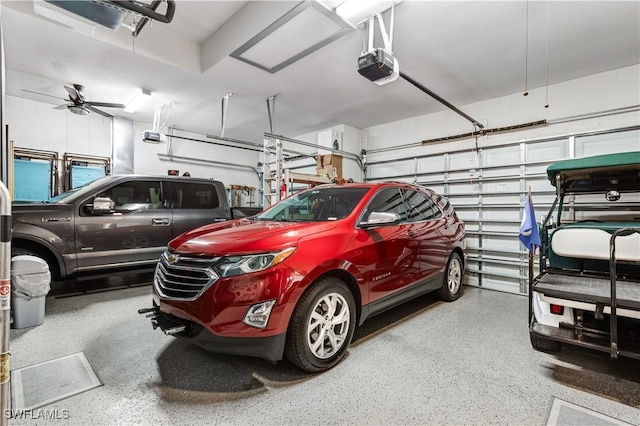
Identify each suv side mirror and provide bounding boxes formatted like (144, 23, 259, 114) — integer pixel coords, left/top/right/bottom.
(359, 211, 400, 229)
(91, 197, 115, 214)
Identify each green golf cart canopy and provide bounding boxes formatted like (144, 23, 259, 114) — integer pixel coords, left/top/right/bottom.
(546, 151, 640, 192)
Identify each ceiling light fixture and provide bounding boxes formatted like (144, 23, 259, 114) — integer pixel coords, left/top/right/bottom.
(68, 105, 90, 116)
(124, 89, 152, 113)
(230, 1, 354, 74)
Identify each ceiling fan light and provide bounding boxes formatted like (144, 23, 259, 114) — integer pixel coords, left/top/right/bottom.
(68, 105, 90, 115)
(124, 89, 152, 113)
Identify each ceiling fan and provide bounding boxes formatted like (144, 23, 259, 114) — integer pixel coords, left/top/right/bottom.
(21, 84, 125, 117)
(51, 84, 125, 117)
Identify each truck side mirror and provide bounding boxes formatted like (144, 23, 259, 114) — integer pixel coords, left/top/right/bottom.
(91, 197, 115, 214)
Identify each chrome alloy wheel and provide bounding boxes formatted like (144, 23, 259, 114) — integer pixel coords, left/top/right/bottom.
(306, 292, 351, 359)
(447, 256, 462, 294)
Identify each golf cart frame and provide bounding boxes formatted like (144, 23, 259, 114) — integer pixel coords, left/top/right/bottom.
(529, 151, 640, 360)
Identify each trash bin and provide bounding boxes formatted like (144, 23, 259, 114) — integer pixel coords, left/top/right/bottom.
(11, 255, 51, 329)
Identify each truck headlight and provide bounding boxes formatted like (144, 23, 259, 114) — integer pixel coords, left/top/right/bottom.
(243, 299, 276, 329)
(215, 247, 296, 277)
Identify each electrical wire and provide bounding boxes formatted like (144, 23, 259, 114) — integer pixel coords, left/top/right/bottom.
(545, 1, 550, 108)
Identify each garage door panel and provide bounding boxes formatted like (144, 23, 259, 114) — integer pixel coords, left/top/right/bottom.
(576, 130, 639, 157)
(527, 139, 569, 162)
(365, 127, 637, 296)
(482, 146, 520, 167)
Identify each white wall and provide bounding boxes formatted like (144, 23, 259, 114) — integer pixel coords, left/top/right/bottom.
(7, 65, 639, 198)
(7, 95, 111, 156)
(364, 65, 640, 160)
(290, 124, 363, 181)
(132, 122, 260, 187)
(6, 95, 261, 193)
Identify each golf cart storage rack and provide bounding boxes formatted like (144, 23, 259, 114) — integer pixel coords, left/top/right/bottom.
(529, 152, 640, 360)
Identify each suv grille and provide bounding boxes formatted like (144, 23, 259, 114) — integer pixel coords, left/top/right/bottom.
(154, 251, 219, 300)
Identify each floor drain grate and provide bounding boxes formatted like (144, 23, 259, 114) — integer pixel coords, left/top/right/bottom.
(11, 352, 103, 410)
(546, 397, 632, 426)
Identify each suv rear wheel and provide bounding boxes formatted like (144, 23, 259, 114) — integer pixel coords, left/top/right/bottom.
(285, 277, 356, 373)
(438, 252, 463, 301)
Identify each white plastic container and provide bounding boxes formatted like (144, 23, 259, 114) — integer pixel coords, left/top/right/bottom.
(11, 255, 51, 329)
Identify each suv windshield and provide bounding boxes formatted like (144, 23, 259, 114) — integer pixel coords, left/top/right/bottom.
(256, 187, 369, 222)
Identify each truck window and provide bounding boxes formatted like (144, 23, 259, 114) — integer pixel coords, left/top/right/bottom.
(172, 182, 220, 209)
(98, 180, 164, 213)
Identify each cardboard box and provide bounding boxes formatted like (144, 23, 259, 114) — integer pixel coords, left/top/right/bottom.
(316, 165, 342, 179)
(316, 154, 343, 179)
(316, 154, 342, 167)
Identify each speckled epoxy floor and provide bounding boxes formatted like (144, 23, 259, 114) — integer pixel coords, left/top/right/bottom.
(7, 277, 640, 425)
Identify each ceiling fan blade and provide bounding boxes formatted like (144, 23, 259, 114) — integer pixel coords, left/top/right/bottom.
(64, 85, 81, 101)
(53, 104, 68, 110)
(21, 89, 67, 101)
(85, 101, 126, 109)
(84, 104, 113, 118)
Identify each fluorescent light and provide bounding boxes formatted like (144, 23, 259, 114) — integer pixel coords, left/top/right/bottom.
(230, 1, 353, 73)
(124, 89, 152, 113)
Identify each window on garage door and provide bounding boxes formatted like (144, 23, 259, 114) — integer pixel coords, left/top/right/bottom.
(70, 163, 108, 189)
(13, 158, 53, 202)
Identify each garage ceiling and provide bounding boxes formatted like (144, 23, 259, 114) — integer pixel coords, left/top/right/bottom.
(2, 1, 639, 142)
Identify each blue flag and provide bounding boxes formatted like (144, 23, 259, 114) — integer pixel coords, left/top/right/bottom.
(519, 192, 541, 251)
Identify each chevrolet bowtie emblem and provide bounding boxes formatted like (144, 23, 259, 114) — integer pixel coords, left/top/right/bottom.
(167, 254, 180, 265)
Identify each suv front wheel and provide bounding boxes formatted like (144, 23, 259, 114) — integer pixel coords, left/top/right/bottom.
(285, 277, 356, 373)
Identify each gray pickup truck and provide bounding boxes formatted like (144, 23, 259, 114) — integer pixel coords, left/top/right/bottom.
(11, 174, 261, 281)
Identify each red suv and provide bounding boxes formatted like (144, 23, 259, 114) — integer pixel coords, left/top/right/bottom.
(143, 182, 466, 372)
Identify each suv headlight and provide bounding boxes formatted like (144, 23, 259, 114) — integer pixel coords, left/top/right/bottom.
(215, 247, 296, 277)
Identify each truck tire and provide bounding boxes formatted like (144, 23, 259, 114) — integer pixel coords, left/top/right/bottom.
(530, 333, 561, 352)
(285, 277, 356, 373)
(11, 246, 59, 282)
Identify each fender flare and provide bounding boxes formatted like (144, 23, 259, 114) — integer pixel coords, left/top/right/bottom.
(12, 223, 70, 278)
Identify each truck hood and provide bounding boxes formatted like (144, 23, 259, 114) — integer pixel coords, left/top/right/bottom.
(169, 218, 339, 255)
(12, 202, 71, 209)
(11, 203, 74, 220)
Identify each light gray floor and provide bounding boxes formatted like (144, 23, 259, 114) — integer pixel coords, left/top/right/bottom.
(7, 281, 640, 425)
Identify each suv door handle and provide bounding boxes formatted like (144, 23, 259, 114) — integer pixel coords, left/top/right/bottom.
(407, 230, 418, 237)
(152, 218, 170, 226)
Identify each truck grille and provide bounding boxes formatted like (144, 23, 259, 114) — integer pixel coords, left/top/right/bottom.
(154, 251, 220, 300)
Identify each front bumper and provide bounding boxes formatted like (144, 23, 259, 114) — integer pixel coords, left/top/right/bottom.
(140, 303, 286, 362)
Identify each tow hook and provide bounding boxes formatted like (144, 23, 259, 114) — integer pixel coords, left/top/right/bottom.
(162, 325, 187, 335)
(138, 306, 188, 335)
